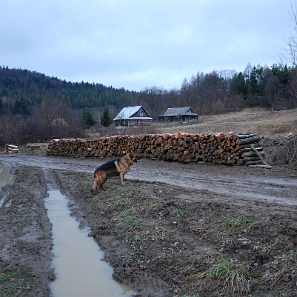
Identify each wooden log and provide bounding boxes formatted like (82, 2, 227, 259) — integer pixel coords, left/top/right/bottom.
(239, 135, 261, 144)
(250, 146, 271, 167)
(239, 143, 262, 149)
(242, 150, 265, 157)
(5, 149, 19, 154)
(245, 160, 265, 165)
(5, 144, 19, 154)
(243, 156, 261, 161)
(46, 133, 266, 167)
(236, 158, 244, 165)
(248, 164, 272, 169)
(241, 146, 263, 151)
(6, 144, 18, 149)
(236, 133, 258, 139)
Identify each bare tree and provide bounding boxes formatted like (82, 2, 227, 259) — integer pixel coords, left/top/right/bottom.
(287, 68, 297, 108)
(281, 2, 297, 108)
(0, 114, 20, 145)
(263, 68, 281, 112)
(281, 1, 297, 66)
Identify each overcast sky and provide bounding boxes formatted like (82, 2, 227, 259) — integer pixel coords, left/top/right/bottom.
(0, 0, 295, 91)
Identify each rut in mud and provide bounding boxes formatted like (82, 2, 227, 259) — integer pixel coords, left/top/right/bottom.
(0, 151, 297, 296)
(45, 188, 134, 297)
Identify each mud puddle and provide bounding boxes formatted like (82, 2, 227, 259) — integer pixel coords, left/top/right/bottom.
(0, 165, 11, 207)
(45, 189, 136, 297)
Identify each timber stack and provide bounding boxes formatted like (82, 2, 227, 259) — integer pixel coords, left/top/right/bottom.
(237, 133, 271, 167)
(5, 144, 19, 154)
(46, 132, 268, 166)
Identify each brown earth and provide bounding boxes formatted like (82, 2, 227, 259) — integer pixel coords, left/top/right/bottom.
(0, 108, 297, 297)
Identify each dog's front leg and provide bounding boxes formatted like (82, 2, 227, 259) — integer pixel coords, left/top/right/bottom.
(119, 173, 124, 185)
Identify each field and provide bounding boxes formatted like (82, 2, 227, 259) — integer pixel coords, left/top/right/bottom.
(0, 107, 296, 297)
(155, 107, 297, 138)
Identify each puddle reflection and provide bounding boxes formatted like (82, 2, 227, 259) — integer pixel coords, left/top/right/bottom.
(45, 189, 135, 297)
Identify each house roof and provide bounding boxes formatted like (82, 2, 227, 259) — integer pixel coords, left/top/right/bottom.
(113, 106, 152, 121)
(163, 107, 197, 117)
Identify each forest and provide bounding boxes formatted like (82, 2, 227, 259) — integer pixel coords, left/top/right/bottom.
(0, 63, 296, 145)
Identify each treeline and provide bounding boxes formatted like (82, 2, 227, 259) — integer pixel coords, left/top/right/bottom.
(136, 63, 296, 119)
(0, 66, 137, 112)
(0, 63, 296, 145)
(1, 63, 296, 118)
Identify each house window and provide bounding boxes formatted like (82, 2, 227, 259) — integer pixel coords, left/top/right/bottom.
(140, 111, 144, 117)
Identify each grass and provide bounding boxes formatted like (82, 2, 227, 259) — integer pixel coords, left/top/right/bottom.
(75, 172, 297, 296)
(100, 185, 143, 208)
(0, 267, 37, 297)
(80, 180, 91, 191)
(146, 202, 159, 209)
(15, 239, 25, 249)
(217, 214, 262, 233)
(195, 258, 251, 296)
(170, 207, 184, 216)
(0, 268, 25, 282)
(266, 250, 297, 270)
(22, 168, 35, 183)
(156, 107, 297, 138)
(9, 209, 30, 224)
(114, 209, 137, 230)
(13, 189, 30, 201)
(150, 234, 165, 242)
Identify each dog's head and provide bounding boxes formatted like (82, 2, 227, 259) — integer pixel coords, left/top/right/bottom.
(125, 151, 139, 164)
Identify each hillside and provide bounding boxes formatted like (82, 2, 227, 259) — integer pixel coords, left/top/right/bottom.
(0, 66, 136, 110)
(154, 107, 297, 167)
(156, 107, 297, 138)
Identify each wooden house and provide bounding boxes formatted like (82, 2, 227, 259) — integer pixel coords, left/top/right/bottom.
(113, 106, 153, 127)
(159, 107, 198, 123)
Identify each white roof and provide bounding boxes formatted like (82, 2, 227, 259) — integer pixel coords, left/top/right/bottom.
(113, 106, 152, 120)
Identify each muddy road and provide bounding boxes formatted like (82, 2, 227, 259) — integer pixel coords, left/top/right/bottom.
(0, 151, 297, 296)
(1, 153, 297, 206)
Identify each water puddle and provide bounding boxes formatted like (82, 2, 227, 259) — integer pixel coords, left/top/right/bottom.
(45, 189, 135, 297)
(0, 166, 10, 207)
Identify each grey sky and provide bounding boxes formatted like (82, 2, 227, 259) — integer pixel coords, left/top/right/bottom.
(0, 0, 295, 91)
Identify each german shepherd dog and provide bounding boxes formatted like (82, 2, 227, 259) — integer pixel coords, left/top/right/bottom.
(91, 151, 137, 192)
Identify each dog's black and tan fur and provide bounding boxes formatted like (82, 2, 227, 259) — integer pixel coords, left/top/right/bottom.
(91, 151, 137, 192)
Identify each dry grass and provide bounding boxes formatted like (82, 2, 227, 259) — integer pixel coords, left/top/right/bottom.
(155, 107, 297, 138)
(154, 107, 297, 167)
(86, 107, 297, 166)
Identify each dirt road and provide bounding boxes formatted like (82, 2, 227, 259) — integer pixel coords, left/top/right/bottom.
(1, 153, 297, 205)
(0, 151, 297, 296)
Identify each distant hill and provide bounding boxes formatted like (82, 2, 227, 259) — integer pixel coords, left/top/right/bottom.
(0, 66, 138, 112)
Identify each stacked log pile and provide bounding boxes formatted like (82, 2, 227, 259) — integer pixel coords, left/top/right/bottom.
(237, 133, 270, 167)
(5, 144, 19, 154)
(46, 133, 268, 166)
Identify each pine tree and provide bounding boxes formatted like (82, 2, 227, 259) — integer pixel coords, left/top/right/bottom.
(100, 107, 113, 127)
(82, 109, 96, 128)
